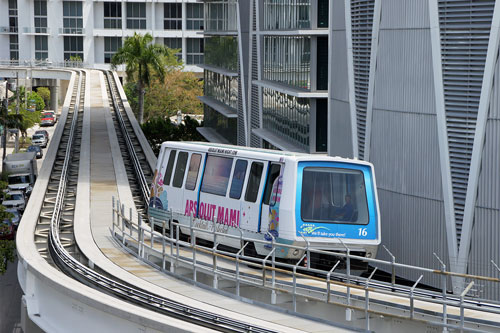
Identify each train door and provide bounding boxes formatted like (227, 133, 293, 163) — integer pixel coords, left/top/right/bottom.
(240, 161, 266, 232)
(168, 150, 189, 214)
(261, 163, 283, 236)
(182, 153, 203, 218)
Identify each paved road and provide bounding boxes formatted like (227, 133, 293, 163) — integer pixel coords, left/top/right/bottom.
(0, 258, 22, 333)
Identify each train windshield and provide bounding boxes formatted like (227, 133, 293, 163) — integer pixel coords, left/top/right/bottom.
(301, 167, 369, 225)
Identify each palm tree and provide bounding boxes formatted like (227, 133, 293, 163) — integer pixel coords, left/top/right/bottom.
(0, 101, 23, 161)
(111, 32, 179, 124)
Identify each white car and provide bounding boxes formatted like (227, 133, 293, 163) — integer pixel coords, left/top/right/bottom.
(2, 190, 26, 212)
(32, 134, 47, 148)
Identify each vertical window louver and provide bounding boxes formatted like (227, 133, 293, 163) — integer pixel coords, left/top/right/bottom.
(238, 59, 245, 145)
(438, 0, 495, 247)
(250, 0, 261, 147)
(350, 0, 375, 160)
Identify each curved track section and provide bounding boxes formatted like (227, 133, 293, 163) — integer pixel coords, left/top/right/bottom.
(16, 68, 296, 333)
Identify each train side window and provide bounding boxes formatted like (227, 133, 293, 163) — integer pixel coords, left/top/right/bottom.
(201, 155, 234, 196)
(172, 151, 188, 188)
(229, 159, 248, 199)
(263, 163, 281, 205)
(185, 154, 202, 190)
(163, 150, 177, 186)
(245, 162, 264, 203)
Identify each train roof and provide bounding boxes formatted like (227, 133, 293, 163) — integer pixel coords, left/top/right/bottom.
(161, 141, 374, 167)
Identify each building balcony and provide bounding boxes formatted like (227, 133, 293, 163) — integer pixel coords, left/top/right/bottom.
(253, 79, 328, 98)
(23, 27, 50, 35)
(0, 26, 18, 34)
(59, 28, 85, 35)
(198, 96, 237, 119)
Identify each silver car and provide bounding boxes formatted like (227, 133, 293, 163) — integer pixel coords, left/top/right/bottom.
(2, 190, 26, 212)
(32, 134, 47, 148)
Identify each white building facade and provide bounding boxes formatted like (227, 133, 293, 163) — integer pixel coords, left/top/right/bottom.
(0, 0, 204, 72)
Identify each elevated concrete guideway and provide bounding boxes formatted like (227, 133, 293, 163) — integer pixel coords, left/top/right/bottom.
(13, 67, 352, 333)
(12, 66, 500, 333)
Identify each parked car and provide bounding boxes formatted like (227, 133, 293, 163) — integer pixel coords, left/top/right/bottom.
(34, 129, 50, 143)
(2, 190, 26, 212)
(27, 145, 43, 159)
(0, 220, 15, 240)
(42, 111, 57, 123)
(32, 133, 47, 148)
(4, 208, 21, 230)
(40, 115, 55, 126)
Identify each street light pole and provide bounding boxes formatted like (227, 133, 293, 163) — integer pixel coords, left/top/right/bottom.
(3, 80, 9, 161)
(15, 72, 19, 153)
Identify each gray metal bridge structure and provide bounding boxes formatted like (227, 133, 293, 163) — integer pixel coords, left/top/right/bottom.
(1, 65, 499, 332)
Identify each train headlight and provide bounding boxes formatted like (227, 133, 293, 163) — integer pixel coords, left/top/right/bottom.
(293, 249, 299, 256)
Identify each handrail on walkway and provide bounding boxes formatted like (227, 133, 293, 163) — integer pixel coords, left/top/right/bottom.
(112, 200, 500, 333)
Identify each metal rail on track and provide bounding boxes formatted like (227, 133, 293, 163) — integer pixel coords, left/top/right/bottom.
(45, 70, 275, 333)
(103, 71, 150, 208)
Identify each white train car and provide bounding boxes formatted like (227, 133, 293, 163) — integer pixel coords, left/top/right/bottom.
(148, 142, 381, 266)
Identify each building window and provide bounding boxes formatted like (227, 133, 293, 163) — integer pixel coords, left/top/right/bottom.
(64, 36, 83, 61)
(104, 37, 121, 64)
(205, 0, 237, 32)
(10, 35, 19, 60)
(164, 38, 182, 61)
(262, 88, 310, 150)
(35, 36, 48, 60)
(186, 38, 204, 65)
(317, 0, 328, 28)
(203, 105, 237, 145)
(204, 36, 237, 71)
(34, 0, 47, 33)
(263, 36, 311, 90)
(164, 3, 182, 30)
(187, 3, 203, 30)
(8, 0, 18, 33)
(126, 3, 146, 29)
(204, 70, 238, 110)
(104, 2, 122, 29)
(264, 0, 310, 30)
(63, 1, 83, 34)
(315, 99, 327, 152)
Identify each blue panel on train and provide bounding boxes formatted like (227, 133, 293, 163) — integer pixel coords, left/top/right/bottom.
(295, 161, 378, 240)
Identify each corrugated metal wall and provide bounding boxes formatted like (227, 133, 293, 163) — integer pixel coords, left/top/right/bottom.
(468, 53, 500, 300)
(329, 0, 352, 157)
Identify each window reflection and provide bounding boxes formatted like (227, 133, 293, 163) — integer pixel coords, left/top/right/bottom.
(263, 36, 310, 90)
(204, 105, 238, 145)
(262, 88, 309, 150)
(204, 36, 238, 71)
(204, 70, 238, 110)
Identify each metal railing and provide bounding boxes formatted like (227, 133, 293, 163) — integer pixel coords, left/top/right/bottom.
(23, 27, 50, 34)
(59, 27, 85, 35)
(103, 71, 150, 206)
(0, 59, 87, 68)
(111, 202, 500, 332)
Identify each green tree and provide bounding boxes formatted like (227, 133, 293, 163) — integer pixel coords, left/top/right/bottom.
(36, 87, 50, 109)
(0, 239, 15, 275)
(27, 91, 45, 111)
(111, 32, 180, 124)
(141, 116, 204, 155)
(142, 71, 203, 122)
(0, 181, 15, 275)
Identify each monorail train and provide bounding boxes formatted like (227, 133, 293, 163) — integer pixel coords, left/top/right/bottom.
(148, 142, 380, 266)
